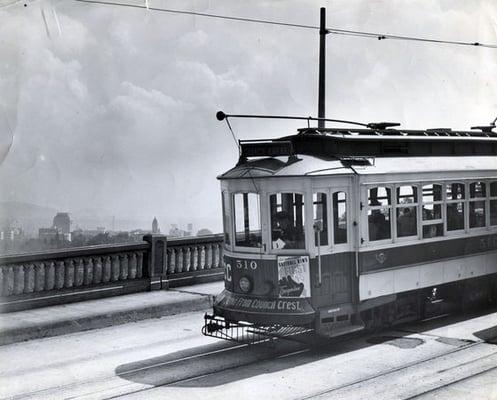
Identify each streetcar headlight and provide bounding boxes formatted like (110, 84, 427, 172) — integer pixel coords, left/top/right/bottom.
(239, 276, 252, 293)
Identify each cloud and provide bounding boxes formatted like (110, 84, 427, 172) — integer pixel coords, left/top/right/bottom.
(0, 0, 496, 232)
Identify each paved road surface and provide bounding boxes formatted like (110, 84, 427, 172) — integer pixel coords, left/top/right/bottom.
(2, 310, 497, 399)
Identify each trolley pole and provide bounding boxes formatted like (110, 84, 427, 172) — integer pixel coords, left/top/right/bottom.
(318, 7, 328, 130)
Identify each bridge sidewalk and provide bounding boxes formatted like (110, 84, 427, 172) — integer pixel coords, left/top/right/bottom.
(0, 281, 223, 346)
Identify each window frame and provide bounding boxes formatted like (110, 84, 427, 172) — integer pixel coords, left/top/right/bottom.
(419, 183, 445, 240)
(267, 190, 308, 254)
(332, 189, 350, 248)
(394, 183, 419, 241)
(468, 181, 488, 231)
(362, 178, 497, 248)
(444, 181, 466, 236)
(312, 190, 331, 251)
(221, 191, 233, 251)
(490, 181, 497, 227)
(232, 191, 264, 253)
(365, 185, 394, 245)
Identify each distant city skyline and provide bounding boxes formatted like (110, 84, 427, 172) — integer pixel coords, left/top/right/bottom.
(0, 200, 213, 237)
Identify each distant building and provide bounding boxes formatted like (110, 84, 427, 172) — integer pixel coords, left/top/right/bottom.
(197, 228, 213, 236)
(152, 217, 160, 233)
(169, 224, 182, 237)
(39, 228, 59, 243)
(186, 223, 193, 236)
(53, 212, 70, 234)
(1, 219, 24, 242)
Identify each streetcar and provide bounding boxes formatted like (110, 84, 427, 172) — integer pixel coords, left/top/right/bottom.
(203, 113, 497, 342)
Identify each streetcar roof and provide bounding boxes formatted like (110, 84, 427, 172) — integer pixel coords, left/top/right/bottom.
(219, 155, 497, 179)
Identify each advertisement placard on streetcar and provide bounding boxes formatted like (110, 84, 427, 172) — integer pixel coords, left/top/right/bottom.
(277, 255, 311, 298)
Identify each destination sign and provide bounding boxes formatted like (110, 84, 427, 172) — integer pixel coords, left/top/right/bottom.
(216, 290, 314, 315)
(241, 141, 294, 158)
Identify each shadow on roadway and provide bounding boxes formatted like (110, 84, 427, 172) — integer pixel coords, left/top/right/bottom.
(115, 307, 497, 388)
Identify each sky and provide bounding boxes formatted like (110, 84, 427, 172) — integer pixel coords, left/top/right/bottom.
(0, 0, 496, 232)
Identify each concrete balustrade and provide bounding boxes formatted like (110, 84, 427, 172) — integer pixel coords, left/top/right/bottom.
(0, 247, 146, 297)
(164, 234, 224, 289)
(0, 234, 224, 312)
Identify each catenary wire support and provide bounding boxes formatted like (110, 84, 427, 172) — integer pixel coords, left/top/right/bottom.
(224, 117, 241, 156)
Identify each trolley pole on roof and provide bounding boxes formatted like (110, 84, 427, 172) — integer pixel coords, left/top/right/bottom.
(318, 7, 328, 129)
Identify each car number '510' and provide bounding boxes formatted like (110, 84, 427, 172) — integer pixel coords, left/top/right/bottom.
(224, 259, 258, 282)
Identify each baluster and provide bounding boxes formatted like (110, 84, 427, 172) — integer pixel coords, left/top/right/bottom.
(136, 252, 143, 278)
(55, 260, 65, 289)
(35, 262, 45, 292)
(0, 267, 4, 296)
(13, 265, 24, 294)
(214, 244, 220, 268)
(111, 254, 120, 281)
(45, 261, 55, 290)
(219, 245, 224, 265)
(24, 264, 35, 293)
(206, 244, 213, 270)
(74, 259, 84, 286)
(200, 246, 206, 270)
(168, 248, 176, 274)
(64, 260, 75, 288)
(2, 266, 14, 296)
(102, 256, 111, 282)
(192, 246, 199, 271)
(119, 254, 128, 280)
(128, 253, 137, 279)
(185, 247, 192, 272)
(93, 257, 103, 284)
(177, 248, 184, 273)
(83, 258, 93, 286)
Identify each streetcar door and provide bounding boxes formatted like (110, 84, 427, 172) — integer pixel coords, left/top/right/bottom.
(312, 188, 353, 307)
(329, 189, 353, 305)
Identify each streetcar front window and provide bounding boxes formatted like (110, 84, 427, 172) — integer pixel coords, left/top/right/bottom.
(270, 193, 305, 250)
(233, 193, 262, 248)
(222, 192, 231, 246)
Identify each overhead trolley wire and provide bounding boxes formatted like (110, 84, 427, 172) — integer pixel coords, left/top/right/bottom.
(75, 0, 497, 49)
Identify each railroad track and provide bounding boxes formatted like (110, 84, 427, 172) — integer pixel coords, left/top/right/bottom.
(6, 325, 496, 400)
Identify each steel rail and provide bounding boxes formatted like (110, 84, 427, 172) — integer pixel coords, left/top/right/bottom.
(296, 341, 492, 400)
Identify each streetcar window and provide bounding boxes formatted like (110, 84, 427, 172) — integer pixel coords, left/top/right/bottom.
(446, 183, 465, 200)
(313, 193, 328, 246)
(368, 187, 391, 241)
(396, 186, 417, 237)
(270, 193, 305, 250)
(445, 183, 465, 232)
(469, 182, 486, 228)
(233, 193, 262, 248)
(222, 192, 231, 246)
(423, 184, 442, 203)
(368, 187, 391, 206)
(423, 223, 443, 238)
(422, 203, 442, 221)
(333, 192, 347, 244)
(491, 182, 497, 226)
(422, 184, 444, 238)
(491, 182, 497, 197)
